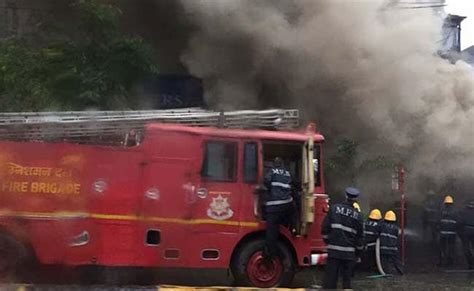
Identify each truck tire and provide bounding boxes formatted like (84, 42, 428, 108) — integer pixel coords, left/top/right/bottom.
(231, 238, 295, 288)
(0, 233, 27, 281)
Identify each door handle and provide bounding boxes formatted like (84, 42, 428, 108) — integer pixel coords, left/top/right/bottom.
(197, 188, 208, 199)
(145, 188, 160, 200)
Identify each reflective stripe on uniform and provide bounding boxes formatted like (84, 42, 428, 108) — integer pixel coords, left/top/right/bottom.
(381, 233, 397, 239)
(441, 219, 457, 224)
(364, 231, 375, 235)
(265, 197, 293, 206)
(331, 223, 357, 234)
(327, 245, 355, 252)
(440, 231, 457, 235)
(271, 182, 291, 189)
(380, 246, 398, 251)
(367, 242, 376, 247)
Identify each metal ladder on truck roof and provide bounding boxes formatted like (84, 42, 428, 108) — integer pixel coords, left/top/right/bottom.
(0, 108, 299, 145)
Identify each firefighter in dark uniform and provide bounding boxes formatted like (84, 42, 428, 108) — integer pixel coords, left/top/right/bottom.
(458, 200, 474, 269)
(380, 210, 403, 275)
(321, 187, 364, 289)
(362, 209, 382, 270)
(422, 193, 439, 244)
(438, 195, 458, 267)
(263, 157, 294, 258)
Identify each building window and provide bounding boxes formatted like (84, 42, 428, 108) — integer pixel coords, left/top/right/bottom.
(201, 142, 237, 182)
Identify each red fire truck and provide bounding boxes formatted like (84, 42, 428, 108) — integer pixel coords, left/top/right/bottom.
(0, 109, 328, 287)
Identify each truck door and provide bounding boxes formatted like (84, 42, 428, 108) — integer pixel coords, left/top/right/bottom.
(139, 156, 198, 266)
(300, 136, 315, 235)
(192, 139, 241, 233)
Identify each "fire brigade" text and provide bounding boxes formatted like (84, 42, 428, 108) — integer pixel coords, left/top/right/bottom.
(1, 181, 81, 195)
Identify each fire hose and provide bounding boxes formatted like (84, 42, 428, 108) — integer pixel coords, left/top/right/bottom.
(375, 238, 386, 276)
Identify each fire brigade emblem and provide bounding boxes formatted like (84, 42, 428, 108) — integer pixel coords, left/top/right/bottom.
(207, 194, 233, 220)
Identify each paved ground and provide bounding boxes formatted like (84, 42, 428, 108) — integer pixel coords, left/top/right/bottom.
(2, 236, 473, 289)
(1, 268, 474, 290)
(297, 269, 474, 289)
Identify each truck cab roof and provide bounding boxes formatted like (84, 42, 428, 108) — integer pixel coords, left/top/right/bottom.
(146, 123, 325, 142)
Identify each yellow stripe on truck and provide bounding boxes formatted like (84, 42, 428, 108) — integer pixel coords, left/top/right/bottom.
(0, 210, 259, 228)
(147, 216, 258, 227)
(158, 286, 308, 291)
(0, 210, 89, 219)
(90, 213, 139, 221)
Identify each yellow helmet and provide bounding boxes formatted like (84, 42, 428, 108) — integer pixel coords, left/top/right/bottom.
(369, 209, 382, 220)
(384, 210, 397, 222)
(444, 195, 454, 204)
(353, 202, 361, 212)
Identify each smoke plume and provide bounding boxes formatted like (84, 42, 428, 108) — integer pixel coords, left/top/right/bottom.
(179, 0, 474, 200)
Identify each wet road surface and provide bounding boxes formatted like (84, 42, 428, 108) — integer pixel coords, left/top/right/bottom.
(298, 269, 474, 290)
(2, 236, 473, 289)
(1, 268, 474, 290)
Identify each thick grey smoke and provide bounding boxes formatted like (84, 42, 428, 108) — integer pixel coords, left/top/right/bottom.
(179, 0, 474, 200)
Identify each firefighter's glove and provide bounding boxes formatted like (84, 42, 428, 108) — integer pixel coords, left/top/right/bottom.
(254, 184, 268, 195)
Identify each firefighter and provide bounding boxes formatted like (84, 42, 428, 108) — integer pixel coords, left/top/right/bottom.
(362, 209, 382, 270)
(321, 187, 364, 289)
(458, 200, 474, 269)
(380, 210, 403, 275)
(438, 195, 458, 267)
(263, 157, 294, 259)
(422, 193, 439, 244)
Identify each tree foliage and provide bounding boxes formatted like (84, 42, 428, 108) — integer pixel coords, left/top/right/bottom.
(0, 0, 158, 111)
(326, 139, 359, 174)
(326, 138, 399, 185)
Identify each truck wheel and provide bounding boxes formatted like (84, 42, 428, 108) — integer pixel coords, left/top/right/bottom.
(231, 238, 295, 288)
(0, 233, 27, 281)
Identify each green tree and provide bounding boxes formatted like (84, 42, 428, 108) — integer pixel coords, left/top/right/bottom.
(326, 138, 359, 183)
(325, 137, 400, 200)
(0, 0, 158, 112)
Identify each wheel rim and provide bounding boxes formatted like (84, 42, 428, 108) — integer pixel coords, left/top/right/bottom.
(246, 251, 283, 288)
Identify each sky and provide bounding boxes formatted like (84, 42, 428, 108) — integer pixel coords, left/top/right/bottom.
(446, 0, 474, 49)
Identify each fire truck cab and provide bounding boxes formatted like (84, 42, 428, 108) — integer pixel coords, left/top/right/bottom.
(0, 119, 327, 287)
